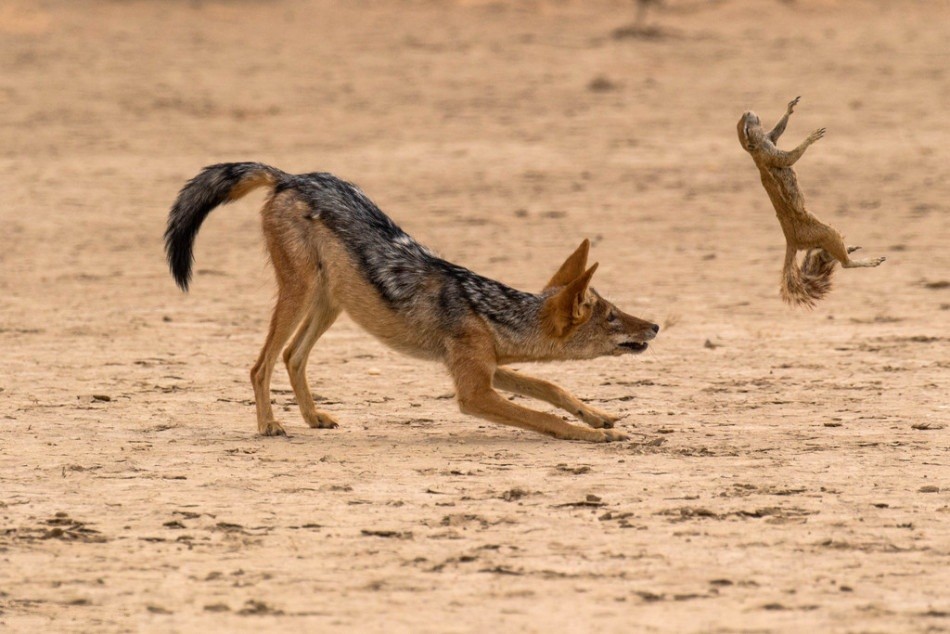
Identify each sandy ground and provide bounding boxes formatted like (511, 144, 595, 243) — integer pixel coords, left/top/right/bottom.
(1, 0, 948, 631)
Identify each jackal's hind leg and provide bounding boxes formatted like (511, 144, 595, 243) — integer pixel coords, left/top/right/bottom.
(493, 367, 622, 429)
(252, 286, 312, 436)
(283, 296, 341, 429)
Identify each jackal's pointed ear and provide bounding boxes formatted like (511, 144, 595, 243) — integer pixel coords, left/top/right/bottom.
(544, 239, 590, 290)
(544, 263, 599, 337)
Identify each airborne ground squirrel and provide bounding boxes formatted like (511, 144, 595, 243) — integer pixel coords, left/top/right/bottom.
(738, 97, 885, 307)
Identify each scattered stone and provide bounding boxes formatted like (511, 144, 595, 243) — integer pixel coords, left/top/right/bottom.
(912, 422, 945, 430)
(361, 529, 413, 539)
(479, 566, 522, 576)
(553, 495, 606, 509)
(215, 522, 244, 532)
(501, 488, 530, 502)
(556, 464, 591, 475)
(237, 600, 283, 616)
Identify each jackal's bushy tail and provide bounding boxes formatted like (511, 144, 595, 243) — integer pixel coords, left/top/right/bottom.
(781, 246, 837, 309)
(165, 162, 285, 291)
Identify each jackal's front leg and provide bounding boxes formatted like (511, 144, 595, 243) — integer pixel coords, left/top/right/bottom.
(448, 342, 627, 442)
(459, 384, 627, 442)
(493, 367, 621, 429)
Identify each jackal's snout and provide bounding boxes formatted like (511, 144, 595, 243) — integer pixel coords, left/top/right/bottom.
(614, 316, 658, 354)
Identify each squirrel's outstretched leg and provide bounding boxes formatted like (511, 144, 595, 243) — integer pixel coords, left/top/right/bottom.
(768, 96, 800, 143)
(766, 128, 826, 168)
(813, 224, 885, 268)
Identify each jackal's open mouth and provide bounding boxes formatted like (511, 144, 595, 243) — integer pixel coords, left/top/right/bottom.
(618, 341, 648, 353)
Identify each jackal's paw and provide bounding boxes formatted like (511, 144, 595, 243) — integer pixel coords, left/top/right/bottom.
(870, 256, 886, 266)
(787, 96, 800, 113)
(578, 406, 622, 429)
(259, 420, 287, 437)
(305, 411, 340, 429)
(599, 429, 630, 443)
(808, 128, 826, 143)
(847, 245, 861, 254)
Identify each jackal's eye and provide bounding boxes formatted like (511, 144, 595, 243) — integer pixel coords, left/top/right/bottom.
(607, 311, 618, 323)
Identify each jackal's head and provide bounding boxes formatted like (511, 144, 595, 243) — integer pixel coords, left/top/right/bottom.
(737, 111, 764, 152)
(540, 240, 659, 359)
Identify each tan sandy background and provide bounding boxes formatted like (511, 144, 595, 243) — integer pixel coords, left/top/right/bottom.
(1, 0, 948, 631)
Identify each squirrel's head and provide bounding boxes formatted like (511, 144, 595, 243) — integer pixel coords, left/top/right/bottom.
(737, 111, 763, 152)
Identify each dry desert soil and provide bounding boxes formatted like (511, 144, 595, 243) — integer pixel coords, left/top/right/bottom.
(1, 0, 948, 632)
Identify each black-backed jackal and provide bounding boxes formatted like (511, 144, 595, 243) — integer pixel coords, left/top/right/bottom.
(165, 163, 659, 442)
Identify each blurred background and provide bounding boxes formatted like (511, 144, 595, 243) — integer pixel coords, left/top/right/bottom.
(2, 0, 947, 335)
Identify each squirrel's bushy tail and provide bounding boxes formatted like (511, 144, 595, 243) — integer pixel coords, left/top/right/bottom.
(165, 162, 285, 291)
(781, 246, 836, 308)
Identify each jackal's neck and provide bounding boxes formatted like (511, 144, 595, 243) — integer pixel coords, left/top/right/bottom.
(450, 269, 545, 334)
